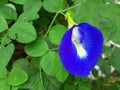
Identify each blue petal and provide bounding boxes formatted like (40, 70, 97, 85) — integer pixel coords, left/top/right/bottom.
(59, 23, 103, 76)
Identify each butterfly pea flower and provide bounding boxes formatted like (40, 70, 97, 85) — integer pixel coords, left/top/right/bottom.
(59, 13, 103, 76)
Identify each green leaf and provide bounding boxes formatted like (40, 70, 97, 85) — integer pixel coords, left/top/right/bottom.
(10, 0, 26, 4)
(0, 67, 7, 79)
(23, 0, 42, 12)
(17, 11, 39, 22)
(0, 78, 10, 90)
(77, 82, 91, 90)
(49, 24, 66, 45)
(0, 15, 8, 32)
(0, 37, 15, 67)
(43, 0, 65, 12)
(6, 3, 16, 11)
(17, 0, 42, 22)
(18, 67, 42, 89)
(43, 73, 61, 90)
(8, 68, 28, 86)
(0, 6, 17, 20)
(40, 51, 68, 82)
(1, 37, 11, 45)
(11, 86, 19, 90)
(109, 48, 120, 72)
(8, 21, 37, 43)
(108, 4, 120, 44)
(12, 58, 29, 70)
(102, 0, 114, 4)
(73, 0, 86, 4)
(0, 0, 8, 6)
(103, 46, 113, 56)
(110, 83, 120, 90)
(40, 51, 56, 76)
(29, 81, 45, 90)
(64, 83, 76, 90)
(98, 59, 111, 76)
(54, 54, 68, 83)
(25, 38, 49, 57)
(30, 57, 41, 68)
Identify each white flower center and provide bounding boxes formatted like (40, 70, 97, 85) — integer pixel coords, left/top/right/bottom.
(72, 26, 87, 58)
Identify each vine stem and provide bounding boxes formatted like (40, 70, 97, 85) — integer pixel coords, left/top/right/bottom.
(40, 67, 44, 86)
(44, 0, 63, 39)
(44, 2, 81, 39)
(44, 11, 59, 39)
(50, 47, 59, 51)
(62, 3, 81, 12)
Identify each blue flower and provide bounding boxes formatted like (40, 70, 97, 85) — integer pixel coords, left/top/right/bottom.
(59, 23, 103, 76)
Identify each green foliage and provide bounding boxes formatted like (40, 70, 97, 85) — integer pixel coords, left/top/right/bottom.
(23, 0, 42, 12)
(9, 0, 26, 4)
(0, 15, 8, 32)
(8, 21, 37, 43)
(0, 0, 8, 6)
(109, 4, 120, 44)
(110, 83, 120, 90)
(0, 37, 15, 67)
(77, 82, 91, 90)
(43, 0, 65, 12)
(12, 58, 29, 70)
(17, 0, 42, 22)
(0, 78, 10, 90)
(49, 24, 66, 45)
(25, 39, 49, 57)
(8, 68, 28, 86)
(0, 0, 120, 90)
(109, 48, 120, 72)
(40, 51, 68, 83)
(43, 74, 61, 90)
(74, 0, 113, 42)
(98, 59, 111, 76)
(0, 5, 17, 20)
